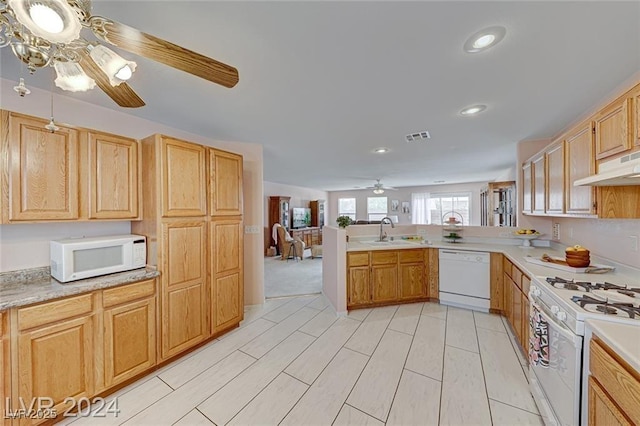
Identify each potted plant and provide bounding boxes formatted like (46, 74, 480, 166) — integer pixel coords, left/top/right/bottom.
(336, 216, 352, 228)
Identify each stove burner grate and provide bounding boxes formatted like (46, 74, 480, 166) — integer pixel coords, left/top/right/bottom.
(546, 277, 596, 291)
(596, 305, 617, 315)
(571, 295, 639, 319)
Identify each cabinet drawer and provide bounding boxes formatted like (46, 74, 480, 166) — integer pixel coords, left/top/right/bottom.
(103, 279, 156, 308)
(372, 251, 398, 265)
(503, 257, 513, 278)
(348, 252, 370, 267)
(590, 338, 640, 424)
(18, 293, 93, 331)
(399, 249, 424, 263)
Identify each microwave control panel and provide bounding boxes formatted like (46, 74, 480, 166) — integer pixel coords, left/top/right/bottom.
(133, 239, 147, 266)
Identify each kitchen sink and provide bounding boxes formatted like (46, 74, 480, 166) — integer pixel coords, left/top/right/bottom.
(366, 240, 416, 246)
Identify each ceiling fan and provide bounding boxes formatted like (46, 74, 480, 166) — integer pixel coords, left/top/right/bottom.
(0, 0, 239, 108)
(366, 179, 397, 194)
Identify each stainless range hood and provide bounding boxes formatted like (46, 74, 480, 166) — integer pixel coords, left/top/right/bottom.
(574, 152, 640, 186)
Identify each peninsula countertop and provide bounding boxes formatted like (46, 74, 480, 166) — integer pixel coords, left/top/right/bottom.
(0, 267, 160, 311)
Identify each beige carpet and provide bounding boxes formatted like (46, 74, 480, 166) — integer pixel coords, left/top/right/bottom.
(264, 250, 322, 298)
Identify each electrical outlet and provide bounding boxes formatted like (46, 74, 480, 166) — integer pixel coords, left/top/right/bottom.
(630, 235, 639, 252)
(244, 225, 261, 234)
(552, 223, 560, 241)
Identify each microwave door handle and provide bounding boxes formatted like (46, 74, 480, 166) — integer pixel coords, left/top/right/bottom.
(530, 299, 581, 348)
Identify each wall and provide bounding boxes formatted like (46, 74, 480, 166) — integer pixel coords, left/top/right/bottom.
(0, 78, 265, 305)
(327, 182, 487, 227)
(263, 181, 328, 252)
(322, 226, 347, 315)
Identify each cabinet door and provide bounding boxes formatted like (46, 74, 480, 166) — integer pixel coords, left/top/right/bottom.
(399, 263, 425, 299)
(545, 141, 565, 214)
(504, 273, 513, 326)
(588, 377, 631, 426)
(209, 219, 243, 334)
(595, 97, 632, 160)
(371, 264, 398, 303)
(347, 266, 370, 307)
(0, 312, 7, 425)
(490, 253, 504, 312)
(161, 137, 206, 217)
(161, 220, 207, 359)
(427, 248, 438, 298)
(18, 316, 94, 420)
(511, 280, 522, 345)
(521, 162, 533, 214)
(103, 296, 156, 387)
(532, 155, 545, 215)
(566, 121, 596, 214)
(521, 294, 530, 360)
(635, 87, 640, 148)
(88, 131, 140, 219)
(209, 149, 243, 216)
(8, 113, 79, 221)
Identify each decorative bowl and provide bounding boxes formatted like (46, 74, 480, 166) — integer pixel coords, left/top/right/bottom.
(565, 257, 590, 267)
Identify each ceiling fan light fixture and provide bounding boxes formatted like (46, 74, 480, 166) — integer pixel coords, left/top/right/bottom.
(88, 44, 137, 86)
(373, 188, 385, 194)
(54, 60, 96, 91)
(8, 0, 82, 43)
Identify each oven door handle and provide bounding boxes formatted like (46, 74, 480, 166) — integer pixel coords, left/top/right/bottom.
(530, 298, 582, 347)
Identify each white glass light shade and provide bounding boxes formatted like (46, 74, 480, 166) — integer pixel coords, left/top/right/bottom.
(88, 45, 137, 86)
(373, 188, 384, 194)
(54, 61, 96, 92)
(8, 0, 82, 44)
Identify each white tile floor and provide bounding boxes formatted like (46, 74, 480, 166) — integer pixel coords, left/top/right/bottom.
(62, 296, 543, 425)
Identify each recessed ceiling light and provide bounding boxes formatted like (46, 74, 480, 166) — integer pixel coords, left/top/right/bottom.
(460, 104, 487, 116)
(464, 26, 506, 53)
(373, 147, 390, 154)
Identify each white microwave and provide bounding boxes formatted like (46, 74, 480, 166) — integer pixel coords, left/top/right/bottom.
(50, 235, 147, 282)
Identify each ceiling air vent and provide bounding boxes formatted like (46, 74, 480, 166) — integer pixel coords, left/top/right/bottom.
(405, 131, 431, 142)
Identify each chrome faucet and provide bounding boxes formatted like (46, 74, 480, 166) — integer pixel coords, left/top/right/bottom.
(379, 217, 395, 241)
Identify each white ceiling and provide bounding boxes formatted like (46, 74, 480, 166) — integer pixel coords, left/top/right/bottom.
(1, 1, 639, 191)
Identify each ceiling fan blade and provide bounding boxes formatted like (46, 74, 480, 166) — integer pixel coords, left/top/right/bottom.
(94, 19, 239, 88)
(78, 50, 145, 108)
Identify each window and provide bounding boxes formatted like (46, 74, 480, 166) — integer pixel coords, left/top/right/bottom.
(367, 197, 387, 221)
(338, 198, 356, 220)
(411, 192, 471, 225)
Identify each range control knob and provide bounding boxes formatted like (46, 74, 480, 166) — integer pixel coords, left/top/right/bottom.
(530, 286, 541, 297)
(555, 310, 567, 321)
(476, 256, 482, 262)
(551, 306, 560, 314)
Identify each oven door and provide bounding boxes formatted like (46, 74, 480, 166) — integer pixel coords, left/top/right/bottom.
(529, 298, 583, 426)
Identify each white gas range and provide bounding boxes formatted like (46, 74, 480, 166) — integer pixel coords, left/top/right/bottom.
(528, 275, 639, 426)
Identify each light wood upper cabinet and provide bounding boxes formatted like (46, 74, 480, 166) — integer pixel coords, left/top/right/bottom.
(160, 220, 207, 359)
(532, 155, 545, 215)
(521, 162, 532, 214)
(545, 141, 565, 214)
(594, 96, 632, 160)
(635, 86, 640, 148)
(565, 121, 596, 215)
(209, 149, 243, 216)
(102, 280, 156, 388)
(209, 219, 244, 334)
(87, 131, 140, 219)
(4, 112, 79, 221)
(161, 137, 206, 217)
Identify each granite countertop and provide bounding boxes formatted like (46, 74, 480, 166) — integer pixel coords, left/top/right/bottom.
(346, 239, 640, 287)
(0, 267, 160, 311)
(585, 319, 640, 374)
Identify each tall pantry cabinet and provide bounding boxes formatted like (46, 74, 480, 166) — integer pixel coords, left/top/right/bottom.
(132, 135, 243, 361)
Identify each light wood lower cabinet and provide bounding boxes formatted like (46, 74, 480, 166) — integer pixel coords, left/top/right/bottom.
(209, 219, 244, 334)
(1, 311, 9, 426)
(102, 280, 156, 388)
(501, 257, 530, 358)
(347, 248, 433, 309)
(589, 338, 640, 425)
(161, 220, 207, 359)
(15, 294, 95, 425)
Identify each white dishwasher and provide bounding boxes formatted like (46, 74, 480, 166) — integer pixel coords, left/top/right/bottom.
(439, 249, 490, 312)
